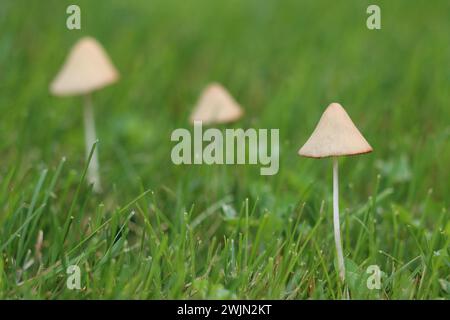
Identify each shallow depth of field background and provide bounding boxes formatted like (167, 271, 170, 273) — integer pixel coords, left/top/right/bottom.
(0, 0, 448, 299)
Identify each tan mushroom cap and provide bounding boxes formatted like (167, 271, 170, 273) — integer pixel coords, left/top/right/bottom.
(298, 103, 373, 158)
(190, 83, 244, 125)
(50, 37, 119, 96)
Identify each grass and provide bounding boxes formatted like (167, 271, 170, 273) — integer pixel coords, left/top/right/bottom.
(0, 0, 449, 299)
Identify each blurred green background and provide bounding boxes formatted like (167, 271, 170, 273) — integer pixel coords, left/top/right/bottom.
(2, 0, 449, 202)
(0, 0, 448, 299)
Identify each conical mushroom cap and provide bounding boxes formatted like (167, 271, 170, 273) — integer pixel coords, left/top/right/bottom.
(50, 37, 119, 96)
(190, 83, 244, 125)
(298, 103, 373, 158)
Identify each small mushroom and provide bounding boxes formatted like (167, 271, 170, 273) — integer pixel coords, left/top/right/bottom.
(50, 37, 119, 192)
(190, 83, 243, 125)
(298, 102, 373, 283)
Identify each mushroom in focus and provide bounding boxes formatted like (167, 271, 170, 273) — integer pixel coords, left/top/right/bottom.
(50, 36, 119, 193)
(298, 102, 373, 283)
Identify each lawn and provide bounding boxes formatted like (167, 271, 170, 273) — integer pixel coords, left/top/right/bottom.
(0, 0, 448, 299)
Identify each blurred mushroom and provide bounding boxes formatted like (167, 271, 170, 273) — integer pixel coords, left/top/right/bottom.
(298, 102, 373, 282)
(50, 36, 119, 192)
(190, 83, 243, 125)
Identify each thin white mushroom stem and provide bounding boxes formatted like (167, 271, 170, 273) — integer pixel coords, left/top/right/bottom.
(83, 93, 102, 193)
(333, 157, 345, 282)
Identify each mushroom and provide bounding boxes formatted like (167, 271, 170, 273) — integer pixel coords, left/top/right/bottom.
(298, 102, 373, 283)
(190, 83, 243, 125)
(50, 36, 119, 193)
